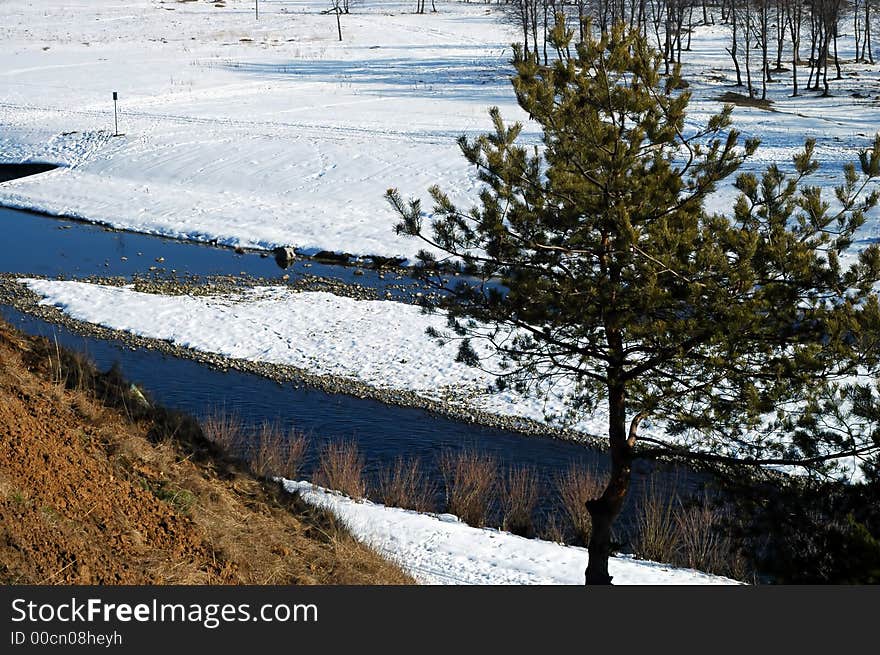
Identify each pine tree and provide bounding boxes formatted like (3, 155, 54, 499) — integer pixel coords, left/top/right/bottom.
(386, 19, 880, 584)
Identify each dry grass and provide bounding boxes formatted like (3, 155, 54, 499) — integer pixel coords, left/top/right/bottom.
(438, 448, 497, 527)
(500, 466, 539, 537)
(0, 319, 412, 585)
(314, 440, 367, 500)
(633, 476, 681, 564)
(674, 499, 725, 572)
(539, 512, 567, 543)
(554, 463, 606, 545)
(716, 90, 775, 110)
(249, 422, 308, 481)
(632, 478, 746, 579)
(201, 412, 245, 454)
(377, 456, 437, 512)
(674, 496, 749, 580)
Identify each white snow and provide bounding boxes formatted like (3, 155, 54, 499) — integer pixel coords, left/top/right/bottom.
(283, 480, 740, 584)
(1, 1, 878, 260)
(20, 277, 878, 481)
(21, 278, 600, 434)
(0, 0, 530, 260)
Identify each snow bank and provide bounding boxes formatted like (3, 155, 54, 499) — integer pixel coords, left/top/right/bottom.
(284, 480, 740, 584)
(21, 278, 599, 434)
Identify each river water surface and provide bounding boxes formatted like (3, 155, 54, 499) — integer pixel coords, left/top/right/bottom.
(0, 204, 700, 532)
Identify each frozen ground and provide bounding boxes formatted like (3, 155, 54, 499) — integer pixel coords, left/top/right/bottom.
(1, 0, 878, 260)
(284, 480, 740, 584)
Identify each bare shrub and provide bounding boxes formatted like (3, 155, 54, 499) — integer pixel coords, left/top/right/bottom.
(315, 440, 366, 499)
(674, 496, 747, 579)
(200, 412, 244, 454)
(554, 463, 605, 545)
(249, 422, 308, 481)
(438, 449, 497, 527)
(539, 512, 567, 543)
(500, 466, 539, 537)
(633, 476, 681, 564)
(376, 456, 437, 512)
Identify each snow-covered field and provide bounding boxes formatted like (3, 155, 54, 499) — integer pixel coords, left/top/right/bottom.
(1, 0, 878, 260)
(0, 0, 528, 259)
(285, 480, 739, 584)
(6, 1, 878, 583)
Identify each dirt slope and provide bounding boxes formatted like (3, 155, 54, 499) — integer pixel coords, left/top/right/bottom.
(0, 320, 411, 585)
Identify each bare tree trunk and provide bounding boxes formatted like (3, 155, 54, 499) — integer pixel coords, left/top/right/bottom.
(531, 1, 539, 58)
(821, 27, 830, 95)
(585, 381, 633, 586)
(686, 6, 693, 51)
(775, 0, 785, 69)
(856, 0, 863, 62)
(542, 0, 548, 65)
(787, 3, 801, 96)
(727, 7, 743, 86)
(639, 0, 647, 38)
(578, 0, 585, 42)
(807, 11, 818, 91)
(760, 1, 771, 99)
(744, 5, 754, 97)
(833, 24, 842, 79)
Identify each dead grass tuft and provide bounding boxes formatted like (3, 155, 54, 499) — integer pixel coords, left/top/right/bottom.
(377, 456, 437, 512)
(201, 411, 245, 454)
(633, 476, 681, 564)
(249, 422, 308, 481)
(438, 448, 496, 527)
(500, 466, 539, 537)
(314, 440, 367, 500)
(554, 463, 606, 545)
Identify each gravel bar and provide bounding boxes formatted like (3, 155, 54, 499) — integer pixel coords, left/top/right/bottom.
(0, 273, 604, 449)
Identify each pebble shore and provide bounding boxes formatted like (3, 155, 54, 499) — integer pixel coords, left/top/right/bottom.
(0, 272, 602, 448)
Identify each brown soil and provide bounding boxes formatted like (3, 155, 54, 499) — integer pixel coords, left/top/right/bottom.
(0, 320, 412, 585)
(716, 91, 775, 111)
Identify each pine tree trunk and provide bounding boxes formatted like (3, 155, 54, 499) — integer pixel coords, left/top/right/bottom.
(585, 382, 633, 585)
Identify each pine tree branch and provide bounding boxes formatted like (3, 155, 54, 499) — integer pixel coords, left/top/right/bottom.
(636, 435, 880, 468)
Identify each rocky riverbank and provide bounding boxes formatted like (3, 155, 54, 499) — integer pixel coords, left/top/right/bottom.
(0, 273, 601, 448)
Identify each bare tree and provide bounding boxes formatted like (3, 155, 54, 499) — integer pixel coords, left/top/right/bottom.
(786, 0, 805, 95)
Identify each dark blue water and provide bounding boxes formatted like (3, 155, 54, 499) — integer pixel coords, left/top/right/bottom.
(0, 205, 701, 533)
(0, 163, 58, 183)
(0, 305, 687, 528)
(0, 206, 421, 299)
(0, 305, 609, 470)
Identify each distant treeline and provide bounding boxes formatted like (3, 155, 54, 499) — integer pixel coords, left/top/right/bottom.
(490, 0, 877, 97)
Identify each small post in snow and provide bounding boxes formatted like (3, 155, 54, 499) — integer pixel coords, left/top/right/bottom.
(112, 91, 120, 137)
(255, 0, 259, 21)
